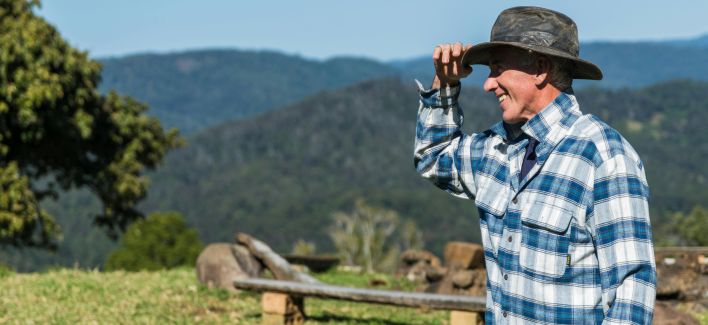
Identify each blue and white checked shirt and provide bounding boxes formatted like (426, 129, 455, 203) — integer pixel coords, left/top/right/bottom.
(414, 83, 656, 324)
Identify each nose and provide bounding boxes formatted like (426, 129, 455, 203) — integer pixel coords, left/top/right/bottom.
(483, 74, 497, 93)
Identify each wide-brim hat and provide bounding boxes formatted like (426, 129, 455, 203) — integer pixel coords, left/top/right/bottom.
(462, 6, 603, 80)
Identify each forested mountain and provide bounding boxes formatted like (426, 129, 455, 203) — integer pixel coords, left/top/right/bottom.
(99, 37, 708, 135)
(3, 77, 707, 271)
(99, 49, 399, 133)
(142, 78, 707, 257)
(393, 37, 708, 89)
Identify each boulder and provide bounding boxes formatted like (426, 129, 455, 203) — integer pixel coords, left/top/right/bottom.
(444, 242, 485, 270)
(400, 249, 441, 267)
(425, 268, 487, 296)
(397, 249, 444, 283)
(196, 243, 263, 291)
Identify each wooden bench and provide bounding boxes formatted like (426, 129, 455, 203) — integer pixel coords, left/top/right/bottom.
(234, 278, 486, 325)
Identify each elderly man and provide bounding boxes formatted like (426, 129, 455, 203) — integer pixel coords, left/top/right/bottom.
(414, 6, 656, 324)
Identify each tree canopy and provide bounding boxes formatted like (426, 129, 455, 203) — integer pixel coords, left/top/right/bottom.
(0, 0, 181, 248)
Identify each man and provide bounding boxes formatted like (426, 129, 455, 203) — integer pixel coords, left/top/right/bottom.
(414, 6, 656, 324)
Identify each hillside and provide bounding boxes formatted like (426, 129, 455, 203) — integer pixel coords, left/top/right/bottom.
(99, 49, 399, 133)
(142, 78, 708, 256)
(3, 78, 707, 272)
(98, 37, 708, 136)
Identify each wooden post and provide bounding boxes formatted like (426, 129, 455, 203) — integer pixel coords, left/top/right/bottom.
(450, 310, 484, 325)
(261, 292, 305, 325)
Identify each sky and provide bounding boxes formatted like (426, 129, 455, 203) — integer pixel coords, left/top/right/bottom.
(37, 1, 708, 61)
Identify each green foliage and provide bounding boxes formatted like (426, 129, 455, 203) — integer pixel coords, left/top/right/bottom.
(140, 78, 708, 259)
(291, 239, 316, 255)
(104, 212, 203, 271)
(0, 261, 13, 278)
(668, 206, 708, 246)
(0, 0, 181, 248)
(6, 77, 708, 271)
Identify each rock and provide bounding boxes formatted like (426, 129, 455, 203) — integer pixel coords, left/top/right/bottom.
(397, 249, 441, 278)
(452, 270, 475, 288)
(657, 264, 707, 300)
(400, 249, 441, 267)
(196, 243, 263, 292)
(423, 264, 447, 282)
(425, 268, 486, 296)
(398, 249, 444, 284)
(654, 301, 700, 325)
(444, 242, 485, 270)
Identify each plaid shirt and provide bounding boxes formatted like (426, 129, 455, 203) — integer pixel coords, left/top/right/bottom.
(414, 83, 656, 324)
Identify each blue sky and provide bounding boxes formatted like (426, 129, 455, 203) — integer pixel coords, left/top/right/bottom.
(38, 1, 708, 61)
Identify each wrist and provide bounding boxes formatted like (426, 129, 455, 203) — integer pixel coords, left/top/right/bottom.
(431, 76, 460, 89)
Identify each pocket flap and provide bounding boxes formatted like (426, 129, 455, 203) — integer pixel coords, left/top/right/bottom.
(521, 202, 573, 233)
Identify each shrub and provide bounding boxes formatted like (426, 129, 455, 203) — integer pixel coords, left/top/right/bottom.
(105, 212, 203, 271)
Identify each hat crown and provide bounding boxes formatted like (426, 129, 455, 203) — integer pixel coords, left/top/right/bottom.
(491, 6, 579, 57)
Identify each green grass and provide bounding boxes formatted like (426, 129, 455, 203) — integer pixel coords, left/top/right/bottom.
(3, 267, 705, 324)
(0, 267, 448, 324)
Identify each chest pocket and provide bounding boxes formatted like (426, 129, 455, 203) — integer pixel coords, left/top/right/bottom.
(519, 202, 574, 278)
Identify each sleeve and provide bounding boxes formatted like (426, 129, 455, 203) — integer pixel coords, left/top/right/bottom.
(589, 153, 657, 325)
(413, 80, 478, 199)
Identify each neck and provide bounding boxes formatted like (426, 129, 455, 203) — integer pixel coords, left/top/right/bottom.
(531, 86, 562, 114)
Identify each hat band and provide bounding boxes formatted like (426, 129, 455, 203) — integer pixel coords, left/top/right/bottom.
(494, 31, 577, 56)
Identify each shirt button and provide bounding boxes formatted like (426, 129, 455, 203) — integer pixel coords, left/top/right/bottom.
(504, 274, 508, 280)
(503, 311, 508, 318)
(507, 236, 512, 242)
(512, 198, 518, 204)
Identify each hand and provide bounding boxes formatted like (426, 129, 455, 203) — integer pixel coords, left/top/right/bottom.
(432, 42, 473, 88)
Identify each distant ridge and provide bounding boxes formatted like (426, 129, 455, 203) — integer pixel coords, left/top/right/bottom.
(98, 36, 708, 135)
(99, 49, 399, 134)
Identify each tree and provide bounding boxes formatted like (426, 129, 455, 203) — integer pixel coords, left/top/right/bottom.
(0, 0, 181, 248)
(671, 206, 708, 246)
(104, 212, 203, 271)
(329, 200, 423, 273)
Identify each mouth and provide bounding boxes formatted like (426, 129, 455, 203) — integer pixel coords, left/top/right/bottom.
(497, 94, 508, 103)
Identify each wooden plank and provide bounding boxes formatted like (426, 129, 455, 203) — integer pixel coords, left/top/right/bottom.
(235, 278, 486, 312)
(236, 233, 321, 284)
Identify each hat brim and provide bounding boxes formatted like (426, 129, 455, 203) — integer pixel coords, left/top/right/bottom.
(461, 41, 603, 80)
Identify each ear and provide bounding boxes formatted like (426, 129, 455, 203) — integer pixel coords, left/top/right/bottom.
(534, 56, 551, 86)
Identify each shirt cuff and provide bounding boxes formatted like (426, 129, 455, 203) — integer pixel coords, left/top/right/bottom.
(415, 79, 461, 108)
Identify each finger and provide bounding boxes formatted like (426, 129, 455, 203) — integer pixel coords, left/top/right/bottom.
(433, 45, 442, 60)
(452, 42, 463, 57)
(451, 61, 458, 76)
(441, 44, 451, 64)
(464, 43, 473, 51)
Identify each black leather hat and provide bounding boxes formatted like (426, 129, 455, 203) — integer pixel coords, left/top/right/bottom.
(462, 6, 603, 80)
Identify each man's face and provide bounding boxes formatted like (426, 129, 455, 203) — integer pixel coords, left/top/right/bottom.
(483, 47, 541, 124)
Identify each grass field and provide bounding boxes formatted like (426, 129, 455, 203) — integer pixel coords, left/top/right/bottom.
(0, 267, 450, 324)
(2, 267, 706, 324)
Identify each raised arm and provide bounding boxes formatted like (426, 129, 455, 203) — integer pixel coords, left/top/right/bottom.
(414, 42, 479, 199)
(589, 153, 656, 325)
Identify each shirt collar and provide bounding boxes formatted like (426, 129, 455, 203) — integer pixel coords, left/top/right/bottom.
(489, 92, 580, 146)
